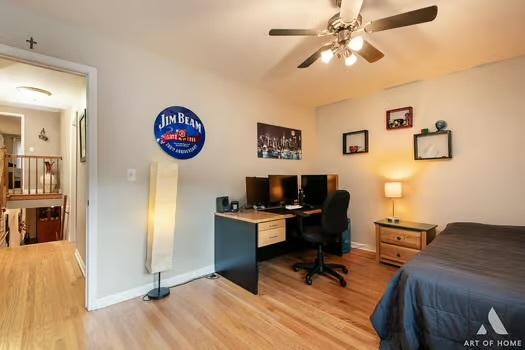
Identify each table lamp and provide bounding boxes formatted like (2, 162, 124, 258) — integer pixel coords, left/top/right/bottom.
(384, 182, 402, 223)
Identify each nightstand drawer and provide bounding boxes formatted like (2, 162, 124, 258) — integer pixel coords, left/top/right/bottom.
(258, 219, 285, 232)
(380, 227, 421, 249)
(380, 243, 419, 264)
(258, 227, 285, 247)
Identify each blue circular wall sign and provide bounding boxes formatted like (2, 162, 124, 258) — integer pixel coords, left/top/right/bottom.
(154, 106, 206, 160)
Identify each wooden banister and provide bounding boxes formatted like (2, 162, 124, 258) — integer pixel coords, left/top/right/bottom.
(4, 153, 63, 198)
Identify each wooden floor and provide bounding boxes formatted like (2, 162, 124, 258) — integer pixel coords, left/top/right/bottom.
(0, 241, 397, 349)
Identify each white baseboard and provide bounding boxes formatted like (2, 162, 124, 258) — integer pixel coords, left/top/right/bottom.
(351, 241, 376, 253)
(90, 264, 215, 311)
(74, 249, 86, 277)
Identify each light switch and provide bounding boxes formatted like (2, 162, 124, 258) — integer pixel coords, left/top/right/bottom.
(127, 169, 137, 182)
(29, 147, 34, 153)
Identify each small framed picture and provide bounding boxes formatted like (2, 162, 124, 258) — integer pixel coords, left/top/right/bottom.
(343, 130, 368, 155)
(386, 106, 413, 130)
(79, 109, 87, 162)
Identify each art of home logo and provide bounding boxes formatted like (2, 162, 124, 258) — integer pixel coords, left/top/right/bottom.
(154, 106, 206, 160)
(464, 307, 523, 349)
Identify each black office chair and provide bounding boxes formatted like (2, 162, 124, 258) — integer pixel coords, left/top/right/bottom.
(293, 190, 350, 287)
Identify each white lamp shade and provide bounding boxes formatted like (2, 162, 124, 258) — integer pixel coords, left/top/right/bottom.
(384, 182, 403, 198)
(146, 161, 179, 274)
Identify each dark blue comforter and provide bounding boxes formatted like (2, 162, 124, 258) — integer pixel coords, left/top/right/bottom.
(371, 223, 525, 350)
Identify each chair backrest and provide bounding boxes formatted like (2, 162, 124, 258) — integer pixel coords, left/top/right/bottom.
(321, 190, 350, 235)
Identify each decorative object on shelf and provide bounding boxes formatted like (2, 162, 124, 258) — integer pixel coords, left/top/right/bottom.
(79, 109, 87, 162)
(421, 128, 429, 134)
(435, 119, 447, 131)
(343, 130, 368, 155)
(38, 128, 48, 141)
(257, 123, 302, 160)
(414, 130, 452, 160)
(386, 107, 413, 130)
(154, 106, 206, 160)
(384, 182, 403, 223)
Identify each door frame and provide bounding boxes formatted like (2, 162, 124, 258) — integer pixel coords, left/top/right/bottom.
(0, 43, 98, 310)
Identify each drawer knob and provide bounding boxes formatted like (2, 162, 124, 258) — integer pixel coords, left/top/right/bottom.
(396, 236, 401, 241)
(396, 253, 401, 258)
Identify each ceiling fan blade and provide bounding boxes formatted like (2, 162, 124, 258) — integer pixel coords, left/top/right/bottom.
(269, 29, 319, 36)
(365, 5, 438, 33)
(340, 0, 364, 23)
(356, 40, 384, 63)
(298, 44, 332, 69)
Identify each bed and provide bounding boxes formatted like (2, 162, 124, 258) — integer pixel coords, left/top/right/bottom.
(371, 222, 525, 349)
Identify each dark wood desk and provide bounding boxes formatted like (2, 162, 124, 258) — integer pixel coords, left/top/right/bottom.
(215, 209, 320, 294)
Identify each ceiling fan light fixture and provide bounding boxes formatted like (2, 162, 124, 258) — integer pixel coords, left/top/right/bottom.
(348, 35, 364, 51)
(320, 49, 334, 64)
(344, 53, 357, 66)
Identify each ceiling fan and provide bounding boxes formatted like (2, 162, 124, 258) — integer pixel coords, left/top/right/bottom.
(269, 0, 438, 68)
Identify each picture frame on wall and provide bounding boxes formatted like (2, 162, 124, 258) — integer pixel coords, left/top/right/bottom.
(386, 106, 413, 130)
(257, 122, 302, 160)
(79, 109, 87, 163)
(343, 130, 368, 155)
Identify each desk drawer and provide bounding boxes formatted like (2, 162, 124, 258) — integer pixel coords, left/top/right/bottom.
(380, 243, 419, 264)
(258, 219, 285, 232)
(258, 227, 285, 248)
(380, 227, 421, 249)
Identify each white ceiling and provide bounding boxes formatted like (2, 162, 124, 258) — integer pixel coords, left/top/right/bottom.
(9, 0, 525, 107)
(0, 57, 85, 110)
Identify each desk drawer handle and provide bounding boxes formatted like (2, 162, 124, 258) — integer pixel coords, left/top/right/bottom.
(269, 235, 279, 239)
(396, 236, 402, 241)
(396, 253, 401, 258)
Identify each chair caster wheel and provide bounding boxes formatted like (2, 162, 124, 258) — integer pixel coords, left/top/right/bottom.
(342, 267, 349, 274)
(305, 276, 313, 285)
(340, 279, 347, 287)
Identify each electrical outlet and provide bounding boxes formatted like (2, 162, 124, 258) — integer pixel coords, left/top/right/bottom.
(127, 169, 137, 182)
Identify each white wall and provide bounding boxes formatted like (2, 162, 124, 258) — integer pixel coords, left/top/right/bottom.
(60, 81, 86, 264)
(316, 56, 525, 250)
(0, 3, 317, 300)
(0, 114, 21, 135)
(0, 105, 60, 156)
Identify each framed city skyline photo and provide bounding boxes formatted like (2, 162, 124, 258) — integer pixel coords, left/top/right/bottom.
(386, 106, 413, 130)
(257, 122, 302, 160)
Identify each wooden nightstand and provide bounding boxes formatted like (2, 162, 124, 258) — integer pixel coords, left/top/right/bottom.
(374, 219, 437, 267)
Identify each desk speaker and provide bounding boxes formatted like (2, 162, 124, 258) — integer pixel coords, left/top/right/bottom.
(216, 196, 230, 213)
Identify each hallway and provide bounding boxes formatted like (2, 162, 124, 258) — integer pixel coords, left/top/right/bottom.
(0, 241, 84, 348)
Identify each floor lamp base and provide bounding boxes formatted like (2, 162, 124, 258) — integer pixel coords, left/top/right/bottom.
(147, 287, 170, 300)
(147, 271, 170, 300)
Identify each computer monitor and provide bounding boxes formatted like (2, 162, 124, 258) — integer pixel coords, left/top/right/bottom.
(301, 175, 338, 206)
(245, 177, 269, 207)
(268, 175, 298, 205)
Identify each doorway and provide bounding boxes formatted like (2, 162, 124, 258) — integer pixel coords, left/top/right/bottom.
(0, 43, 97, 310)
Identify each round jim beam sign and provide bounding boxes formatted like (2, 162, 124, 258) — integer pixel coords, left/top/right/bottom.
(154, 106, 206, 160)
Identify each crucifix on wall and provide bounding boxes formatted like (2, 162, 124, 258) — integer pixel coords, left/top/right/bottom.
(26, 36, 38, 49)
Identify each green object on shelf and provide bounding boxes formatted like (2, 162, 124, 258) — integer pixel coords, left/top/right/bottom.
(421, 128, 429, 134)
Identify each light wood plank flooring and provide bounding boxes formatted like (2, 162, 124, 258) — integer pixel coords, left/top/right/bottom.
(0, 241, 397, 349)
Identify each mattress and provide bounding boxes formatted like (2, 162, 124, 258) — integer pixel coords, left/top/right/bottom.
(371, 222, 525, 349)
